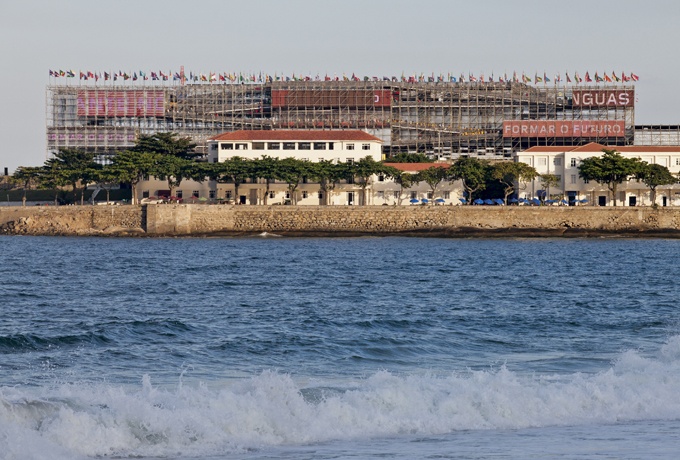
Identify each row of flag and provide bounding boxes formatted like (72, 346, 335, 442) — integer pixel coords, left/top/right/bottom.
(48, 69, 640, 84)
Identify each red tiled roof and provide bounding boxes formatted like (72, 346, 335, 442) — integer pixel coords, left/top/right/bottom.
(209, 130, 383, 142)
(383, 162, 450, 172)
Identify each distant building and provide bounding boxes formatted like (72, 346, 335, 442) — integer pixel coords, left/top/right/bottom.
(517, 143, 680, 206)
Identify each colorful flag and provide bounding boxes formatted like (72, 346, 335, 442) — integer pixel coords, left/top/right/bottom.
(584, 72, 592, 83)
(612, 71, 620, 82)
(631, 72, 639, 81)
(621, 72, 630, 82)
(544, 72, 550, 83)
(566, 72, 572, 83)
(534, 73, 543, 83)
(604, 73, 612, 83)
(595, 72, 603, 82)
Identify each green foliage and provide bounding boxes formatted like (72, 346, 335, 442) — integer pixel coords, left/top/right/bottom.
(389, 152, 430, 163)
(414, 166, 449, 197)
(636, 162, 677, 204)
(132, 132, 198, 159)
(578, 149, 642, 206)
(490, 161, 538, 204)
(109, 150, 160, 204)
(448, 157, 489, 204)
(308, 160, 349, 205)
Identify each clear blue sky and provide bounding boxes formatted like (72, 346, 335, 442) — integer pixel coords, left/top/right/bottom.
(1, 0, 678, 171)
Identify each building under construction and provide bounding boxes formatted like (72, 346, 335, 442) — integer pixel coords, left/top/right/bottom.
(46, 80, 636, 160)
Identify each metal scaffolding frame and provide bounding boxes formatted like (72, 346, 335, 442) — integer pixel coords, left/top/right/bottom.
(47, 80, 636, 159)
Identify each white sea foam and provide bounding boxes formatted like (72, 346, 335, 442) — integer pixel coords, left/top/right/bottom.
(3, 336, 680, 458)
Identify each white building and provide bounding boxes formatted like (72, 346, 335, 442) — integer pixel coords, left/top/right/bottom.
(208, 130, 382, 164)
(207, 130, 383, 205)
(517, 142, 680, 206)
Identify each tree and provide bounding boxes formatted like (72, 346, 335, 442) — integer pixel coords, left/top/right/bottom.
(109, 150, 160, 205)
(636, 162, 677, 205)
(448, 157, 489, 205)
(132, 132, 198, 159)
(578, 149, 641, 206)
(539, 174, 561, 202)
(491, 161, 538, 204)
(414, 166, 449, 201)
(392, 170, 415, 206)
(276, 158, 312, 205)
(254, 156, 280, 205)
(389, 152, 431, 163)
(12, 166, 42, 206)
(209, 157, 253, 204)
(151, 155, 195, 198)
(44, 148, 99, 205)
(352, 156, 384, 205)
(309, 160, 349, 205)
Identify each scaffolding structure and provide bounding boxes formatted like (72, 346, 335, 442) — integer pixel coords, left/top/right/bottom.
(47, 80, 636, 159)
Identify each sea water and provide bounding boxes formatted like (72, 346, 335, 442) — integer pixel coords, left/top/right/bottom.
(1, 235, 680, 459)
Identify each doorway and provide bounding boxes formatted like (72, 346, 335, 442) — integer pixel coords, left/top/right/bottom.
(628, 196, 636, 207)
(598, 196, 607, 206)
(347, 192, 355, 206)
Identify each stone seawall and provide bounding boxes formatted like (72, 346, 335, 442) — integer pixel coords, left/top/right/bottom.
(3, 204, 680, 237)
(0, 206, 143, 236)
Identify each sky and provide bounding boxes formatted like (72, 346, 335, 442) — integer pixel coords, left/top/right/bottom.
(1, 0, 679, 172)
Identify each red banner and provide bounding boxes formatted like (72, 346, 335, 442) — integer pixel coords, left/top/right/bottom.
(572, 89, 634, 107)
(77, 90, 165, 117)
(502, 120, 626, 138)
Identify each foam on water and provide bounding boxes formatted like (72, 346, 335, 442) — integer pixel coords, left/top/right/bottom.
(3, 335, 680, 458)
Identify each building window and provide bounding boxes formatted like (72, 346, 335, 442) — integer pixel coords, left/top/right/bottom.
(394, 191, 400, 199)
(268, 142, 280, 150)
(298, 142, 311, 150)
(192, 190, 199, 198)
(584, 178, 589, 184)
(302, 176, 308, 184)
(283, 142, 296, 150)
(221, 143, 233, 150)
(554, 158, 562, 166)
(285, 191, 290, 199)
(302, 191, 308, 199)
(328, 142, 334, 150)
(176, 190, 183, 199)
(225, 191, 232, 200)
(347, 143, 355, 150)
(570, 175, 577, 184)
(443, 191, 450, 199)
(252, 142, 265, 150)
(313, 142, 326, 150)
(142, 190, 149, 198)
(346, 158, 354, 164)
(676, 157, 680, 166)
(427, 191, 434, 199)
(410, 191, 417, 199)
(210, 143, 217, 151)
(538, 158, 547, 166)
(318, 192, 324, 199)
(378, 175, 385, 182)
(570, 158, 577, 167)
(362, 143, 370, 150)
(236, 143, 247, 150)
(209, 190, 216, 199)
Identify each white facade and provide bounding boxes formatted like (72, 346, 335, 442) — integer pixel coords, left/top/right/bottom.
(517, 143, 680, 206)
(208, 130, 382, 164)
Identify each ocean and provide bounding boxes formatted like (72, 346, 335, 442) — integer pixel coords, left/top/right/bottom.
(1, 235, 680, 459)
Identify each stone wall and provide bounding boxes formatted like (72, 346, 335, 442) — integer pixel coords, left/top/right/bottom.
(3, 204, 680, 237)
(146, 204, 680, 237)
(0, 205, 143, 236)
